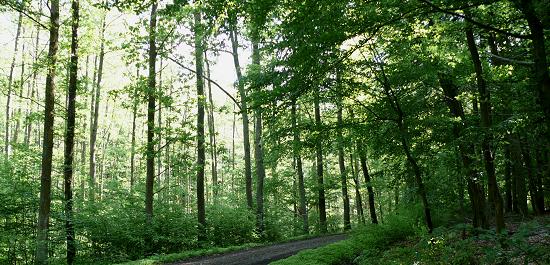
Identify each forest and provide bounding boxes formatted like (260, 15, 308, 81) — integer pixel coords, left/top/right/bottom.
(0, 0, 549, 264)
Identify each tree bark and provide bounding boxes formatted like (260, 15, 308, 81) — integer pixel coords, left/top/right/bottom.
(337, 96, 351, 231)
(145, 1, 158, 251)
(358, 143, 378, 224)
(193, 6, 207, 243)
(314, 90, 327, 233)
(25, 3, 42, 146)
(291, 101, 308, 234)
(35, 0, 59, 263)
(204, 52, 219, 199)
(465, 26, 505, 233)
(351, 152, 365, 225)
(13, 30, 26, 146)
(63, 1, 79, 262)
(4, 8, 23, 157)
(90, 18, 106, 200)
(252, 39, 266, 236)
(130, 67, 139, 188)
(229, 25, 253, 209)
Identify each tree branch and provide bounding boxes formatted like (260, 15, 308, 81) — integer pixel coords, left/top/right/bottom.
(418, 0, 531, 39)
(166, 56, 242, 110)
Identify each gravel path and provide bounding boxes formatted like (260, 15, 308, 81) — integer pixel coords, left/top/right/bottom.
(169, 234, 347, 265)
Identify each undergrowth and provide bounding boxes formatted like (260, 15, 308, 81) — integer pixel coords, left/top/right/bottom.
(273, 209, 550, 265)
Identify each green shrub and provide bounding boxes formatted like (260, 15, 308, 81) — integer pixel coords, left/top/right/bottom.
(206, 204, 255, 247)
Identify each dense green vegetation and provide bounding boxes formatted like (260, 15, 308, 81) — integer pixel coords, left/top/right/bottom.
(0, 0, 548, 264)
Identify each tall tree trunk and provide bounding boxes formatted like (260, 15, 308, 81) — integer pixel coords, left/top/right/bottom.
(252, 39, 266, 235)
(90, 18, 106, 200)
(231, 102, 236, 190)
(14, 32, 26, 146)
(465, 26, 505, 233)
(358, 144, 378, 224)
(504, 143, 513, 212)
(4, 9, 23, 157)
(438, 73, 488, 228)
(229, 25, 253, 209)
(204, 52, 219, 199)
(193, 6, 207, 243)
(521, 139, 543, 214)
(351, 152, 365, 225)
(314, 90, 327, 233)
(514, 0, 550, 131)
(534, 149, 546, 212)
(25, 3, 42, 147)
(375, 58, 432, 231)
(510, 135, 528, 215)
(157, 59, 163, 194)
(130, 67, 139, 188)
(64, 1, 79, 262)
(291, 101, 308, 234)
(337, 96, 351, 231)
(36, 0, 59, 263)
(145, 1, 158, 251)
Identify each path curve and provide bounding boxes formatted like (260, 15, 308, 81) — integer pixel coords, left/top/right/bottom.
(168, 234, 347, 265)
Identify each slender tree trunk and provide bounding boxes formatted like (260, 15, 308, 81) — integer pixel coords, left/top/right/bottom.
(375, 58, 432, 230)
(64, 1, 79, 262)
(314, 90, 327, 233)
(14, 32, 26, 146)
(193, 6, 207, 243)
(35, 0, 59, 263)
(510, 135, 528, 215)
(204, 52, 219, 199)
(229, 25, 253, 209)
(504, 143, 513, 212)
(90, 18, 106, 200)
(251, 39, 266, 235)
(351, 152, 365, 225)
(358, 144, 378, 224)
(291, 101, 308, 234)
(534, 149, 546, 212)
(337, 96, 351, 231)
(130, 67, 139, 188)
(145, 2, 158, 251)
(231, 103, 236, 190)
(25, 4, 42, 147)
(465, 26, 505, 233)
(157, 59, 163, 193)
(521, 139, 543, 214)
(4, 9, 23, 157)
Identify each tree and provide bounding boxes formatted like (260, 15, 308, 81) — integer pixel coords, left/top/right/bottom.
(314, 89, 327, 233)
(291, 100, 308, 233)
(145, 0, 158, 250)
(4, 3, 23, 157)
(36, 0, 59, 263)
(90, 16, 106, 200)
(228, 13, 253, 209)
(336, 90, 351, 231)
(63, 0, 79, 263)
(465, 25, 505, 234)
(193, 2, 207, 243)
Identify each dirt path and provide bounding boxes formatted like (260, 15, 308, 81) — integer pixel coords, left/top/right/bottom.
(168, 234, 347, 265)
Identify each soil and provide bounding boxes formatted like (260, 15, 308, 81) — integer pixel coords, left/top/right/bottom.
(168, 234, 347, 265)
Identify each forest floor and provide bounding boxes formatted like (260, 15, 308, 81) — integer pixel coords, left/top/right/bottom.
(165, 234, 347, 265)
